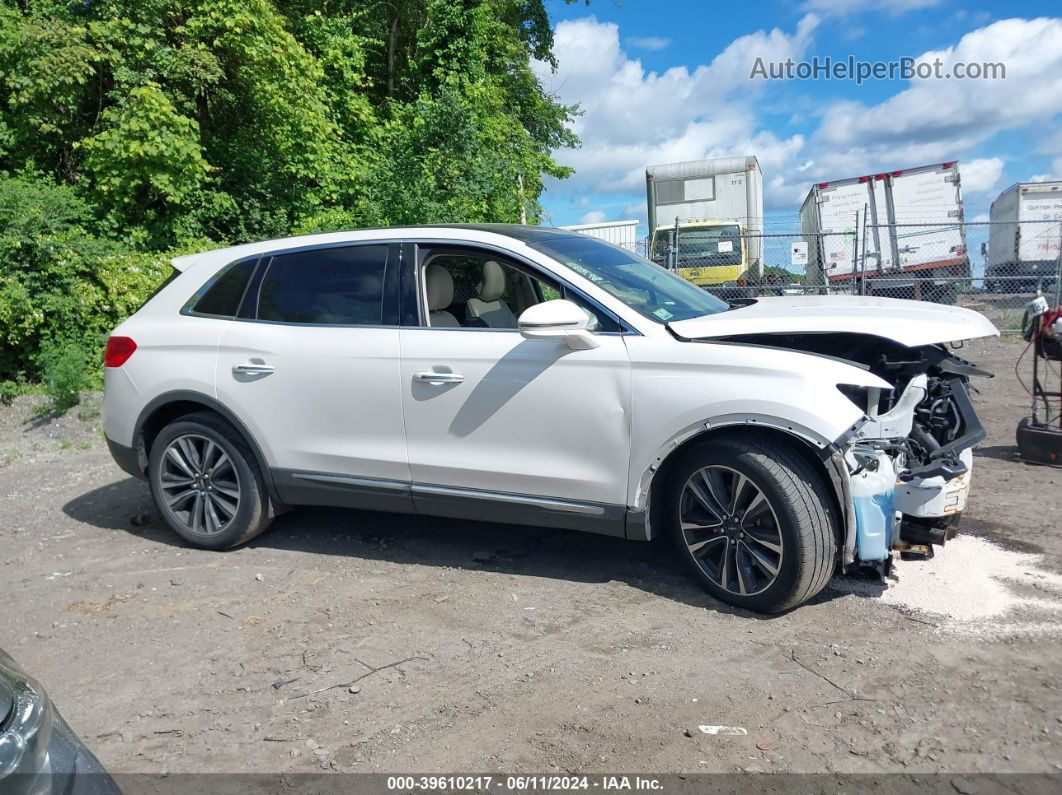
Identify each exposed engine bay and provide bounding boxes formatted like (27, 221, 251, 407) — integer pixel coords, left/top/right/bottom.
(720, 331, 992, 572)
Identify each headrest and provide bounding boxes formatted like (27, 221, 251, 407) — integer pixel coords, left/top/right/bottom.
(477, 260, 507, 302)
(425, 264, 454, 311)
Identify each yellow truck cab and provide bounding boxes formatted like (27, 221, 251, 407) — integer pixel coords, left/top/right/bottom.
(649, 220, 747, 287)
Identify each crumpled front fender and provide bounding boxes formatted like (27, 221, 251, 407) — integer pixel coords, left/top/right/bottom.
(625, 337, 890, 512)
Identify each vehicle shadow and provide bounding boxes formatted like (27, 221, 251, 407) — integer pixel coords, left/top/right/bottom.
(974, 444, 1022, 462)
(447, 341, 562, 437)
(63, 478, 860, 618)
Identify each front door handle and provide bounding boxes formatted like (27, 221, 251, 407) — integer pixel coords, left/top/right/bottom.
(232, 362, 275, 376)
(414, 371, 464, 385)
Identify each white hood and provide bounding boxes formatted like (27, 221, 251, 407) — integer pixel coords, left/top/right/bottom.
(668, 295, 999, 347)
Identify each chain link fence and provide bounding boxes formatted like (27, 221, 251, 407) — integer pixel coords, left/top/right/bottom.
(642, 219, 1062, 331)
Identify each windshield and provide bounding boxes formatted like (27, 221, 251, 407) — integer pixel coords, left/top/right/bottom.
(530, 235, 729, 323)
(651, 225, 742, 266)
(679, 225, 742, 265)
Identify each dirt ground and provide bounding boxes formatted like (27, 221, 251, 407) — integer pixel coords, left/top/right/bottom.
(2, 336, 1061, 776)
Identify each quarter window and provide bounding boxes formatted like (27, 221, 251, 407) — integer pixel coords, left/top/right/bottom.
(189, 258, 256, 317)
(254, 245, 389, 325)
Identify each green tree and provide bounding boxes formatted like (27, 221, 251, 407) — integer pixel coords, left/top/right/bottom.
(0, 0, 577, 247)
(0, 0, 579, 380)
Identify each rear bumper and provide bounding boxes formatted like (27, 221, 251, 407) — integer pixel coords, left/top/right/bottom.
(105, 437, 144, 480)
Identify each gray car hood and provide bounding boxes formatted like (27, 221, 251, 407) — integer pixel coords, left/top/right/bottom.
(668, 295, 999, 347)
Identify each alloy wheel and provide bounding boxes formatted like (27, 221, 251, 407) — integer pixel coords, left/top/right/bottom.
(679, 465, 783, 596)
(158, 433, 241, 536)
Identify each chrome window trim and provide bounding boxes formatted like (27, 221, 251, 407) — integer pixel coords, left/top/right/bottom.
(398, 326, 628, 336)
(176, 236, 639, 334)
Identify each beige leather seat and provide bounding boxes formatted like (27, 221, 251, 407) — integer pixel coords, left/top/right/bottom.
(467, 260, 517, 328)
(425, 265, 460, 327)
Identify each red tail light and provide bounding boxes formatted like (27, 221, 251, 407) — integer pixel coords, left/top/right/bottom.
(104, 336, 137, 368)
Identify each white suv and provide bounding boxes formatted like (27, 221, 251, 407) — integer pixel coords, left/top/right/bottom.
(102, 225, 997, 612)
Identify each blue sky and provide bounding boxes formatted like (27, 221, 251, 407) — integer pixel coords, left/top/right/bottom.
(534, 0, 1062, 238)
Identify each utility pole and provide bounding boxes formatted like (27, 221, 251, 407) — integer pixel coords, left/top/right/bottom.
(517, 173, 527, 225)
(859, 204, 869, 296)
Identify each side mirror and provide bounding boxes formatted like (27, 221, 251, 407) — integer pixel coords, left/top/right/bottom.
(518, 299, 600, 350)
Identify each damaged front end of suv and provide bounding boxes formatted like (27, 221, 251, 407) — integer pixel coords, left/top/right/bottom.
(667, 296, 999, 576)
(732, 331, 991, 574)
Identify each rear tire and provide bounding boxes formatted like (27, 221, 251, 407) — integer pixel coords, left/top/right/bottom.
(662, 434, 838, 613)
(148, 411, 273, 549)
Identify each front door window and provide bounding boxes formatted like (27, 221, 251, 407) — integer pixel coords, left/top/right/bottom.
(419, 251, 619, 333)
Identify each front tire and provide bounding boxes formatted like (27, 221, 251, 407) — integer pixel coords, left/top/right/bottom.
(663, 434, 838, 613)
(148, 411, 273, 549)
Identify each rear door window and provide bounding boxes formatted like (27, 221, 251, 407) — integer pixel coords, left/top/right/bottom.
(252, 245, 391, 325)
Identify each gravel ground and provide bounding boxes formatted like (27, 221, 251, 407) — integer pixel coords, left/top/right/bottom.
(2, 336, 1062, 775)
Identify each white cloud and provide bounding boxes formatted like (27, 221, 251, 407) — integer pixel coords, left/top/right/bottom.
(950, 9, 993, 27)
(962, 157, 1004, 194)
(625, 36, 671, 51)
(579, 209, 608, 224)
(815, 19, 1062, 150)
(802, 0, 940, 16)
(534, 15, 818, 211)
(788, 18, 1062, 206)
(537, 15, 1062, 225)
(1036, 130, 1062, 157)
(1028, 159, 1062, 183)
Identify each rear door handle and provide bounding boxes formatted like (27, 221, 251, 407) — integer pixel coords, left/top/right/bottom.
(414, 371, 464, 385)
(232, 362, 275, 376)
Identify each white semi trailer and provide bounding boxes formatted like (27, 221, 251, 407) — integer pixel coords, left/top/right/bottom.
(645, 156, 763, 287)
(985, 181, 1062, 292)
(558, 219, 639, 252)
(800, 161, 969, 302)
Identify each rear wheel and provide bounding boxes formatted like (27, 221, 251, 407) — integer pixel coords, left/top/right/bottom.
(148, 412, 273, 549)
(663, 435, 838, 613)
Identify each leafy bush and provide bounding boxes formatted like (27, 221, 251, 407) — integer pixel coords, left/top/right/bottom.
(0, 379, 19, 405)
(0, 0, 578, 386)
(0, 176, 174, 381)
(38, 339, 91, 414)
